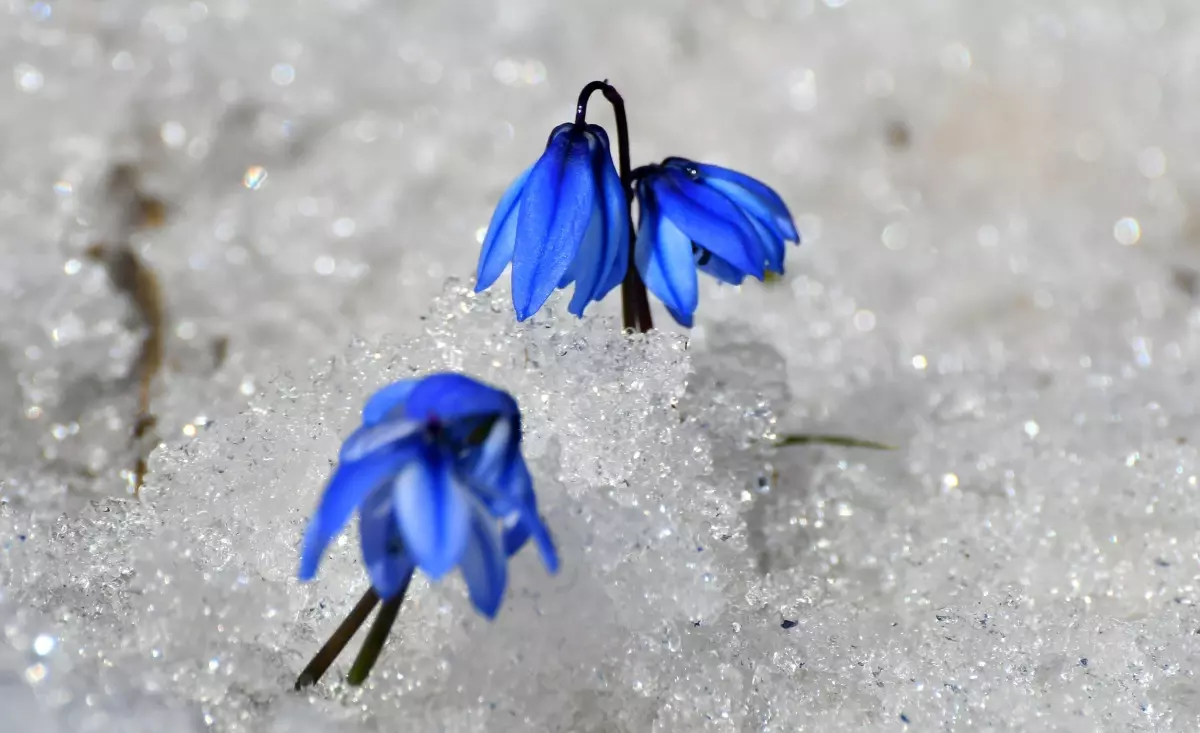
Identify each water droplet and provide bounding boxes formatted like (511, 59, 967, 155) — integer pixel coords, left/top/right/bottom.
(939, 43, 972, 74)
(242, 166, 267, 190)
(788, 68, 817, 112)
(270, 63, 295, 86)
(160, 121, 187, 149)
(881, 222, 908, 250)
(14, 64, 43, 93)
(24, 663, 47, 684)
(32, 634, 55, 656)
(1113, 217, 1141, 246)
(853, 310, 876, 332)
(1138, 147, 1166, 179)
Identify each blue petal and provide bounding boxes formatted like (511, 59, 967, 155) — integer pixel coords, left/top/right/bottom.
(361, 379, 420, 426)
(702, 175, 794, 251)
(298, 447, 417, 581)
(497, 454, 558, 573)
(359, 487, 415, 599)
(559, 125, 630, 317)
(692, 162, 798, 241)
(651, 169, 765, 279)
(748, 219, 787, 277)
(501, 513, 530, 556)
(594, 128, 630, 300)
(503, 512, 559, 574)
(743, 213, 786, 275)
(695, 168, 789, 272)
(698, 250, 749, 285)
(476, 166, 534, 292)
(511, 125, 597, 320)
(664, 304, 694, 328)
(470, 416, 518, 487)
(459, 501, 508, 618)
(393, 451, 471, 579)
(563, 189, 605, 316)
(339, 418, 423, 462)
(635, 189, 699, 323)
(403, 373, 519, 425)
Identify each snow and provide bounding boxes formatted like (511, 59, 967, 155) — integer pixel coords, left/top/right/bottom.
(4, 0, 1200, 730)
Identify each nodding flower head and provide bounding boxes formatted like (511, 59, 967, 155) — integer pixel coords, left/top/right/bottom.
(475, 122, 629, 321)
(633, 158, 799, 327)
(298, 373, 557, 619)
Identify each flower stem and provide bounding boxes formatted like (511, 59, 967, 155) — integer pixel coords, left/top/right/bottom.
(294, 587, 380, 691)
(347, 570, 413, 686)
(577, 80, 653, 333)
(774, 433, 897, 450)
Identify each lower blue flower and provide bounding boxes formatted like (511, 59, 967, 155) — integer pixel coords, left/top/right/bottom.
(298, 373, 558, 618)
(634, 158, 800, 326)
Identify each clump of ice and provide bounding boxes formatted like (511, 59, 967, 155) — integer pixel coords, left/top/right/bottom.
(4, 284, 759, 731)
(9, 282, 1199, 731)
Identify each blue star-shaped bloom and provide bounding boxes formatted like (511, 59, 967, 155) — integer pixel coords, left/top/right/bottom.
(298, 373, 557, 618)
(475, 122, 629, 321)
(634, 157, 799, 326)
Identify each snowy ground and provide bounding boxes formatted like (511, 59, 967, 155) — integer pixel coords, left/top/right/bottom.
(3, 0, 1200, 730)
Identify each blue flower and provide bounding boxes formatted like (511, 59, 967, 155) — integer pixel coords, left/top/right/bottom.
(634, 158, 799, 327)
(298, 373, 558, 618)
(475, 122, 629, 321)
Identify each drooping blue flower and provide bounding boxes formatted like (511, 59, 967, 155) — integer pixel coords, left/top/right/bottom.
(475, 122, 629, 321)
(633, 157, 799, 327)
(298, 373, 558, 618)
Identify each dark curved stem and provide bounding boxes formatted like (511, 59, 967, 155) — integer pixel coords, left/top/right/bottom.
(347, 570, 413, 686)
(294, 588, 380, 690)
(577, 80, 653, 332)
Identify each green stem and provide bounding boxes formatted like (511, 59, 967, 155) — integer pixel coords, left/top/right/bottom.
(774, 433, 896, 451)
(577, 80, 653, 332)
(346, 571, 414, 686)
(294, 588, 380, 691)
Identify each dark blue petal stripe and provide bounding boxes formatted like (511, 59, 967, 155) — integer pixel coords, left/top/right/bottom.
(694, 163, 798, 241)
(702, 175, 794, 246)
(653, 170, 765, 279)
(742, 212, 786, 274)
